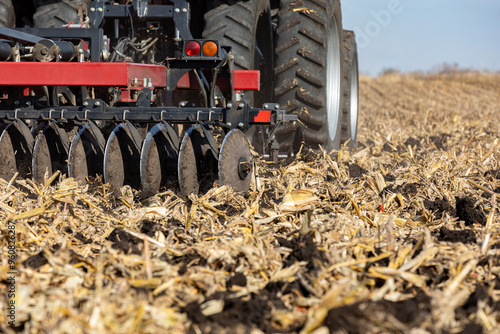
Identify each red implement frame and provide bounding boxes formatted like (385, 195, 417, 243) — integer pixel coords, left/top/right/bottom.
(176, 70, 260, 91)
(0, 62, 166, 88)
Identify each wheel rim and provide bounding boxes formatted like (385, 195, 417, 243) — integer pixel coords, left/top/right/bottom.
(326, 16, 342, 141)
(350, 54, 359, 143)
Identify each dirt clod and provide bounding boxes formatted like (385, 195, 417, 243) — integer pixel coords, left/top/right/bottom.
(436, 227, 477, 244)
(74, 232, 92, 244)
(424, 197, 455, 218)
(455, 196, 486, 226)
(23, 252, 48, 269)
(381, 183, 418, 199)
(277, 234, 327, 274)
(348, 163, 367, 178)
(106, 228, 141, 254)
(226, 272, 247, 289)
(404, 137, 421, 148)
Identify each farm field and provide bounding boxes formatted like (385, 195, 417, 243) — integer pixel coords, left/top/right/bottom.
(1, 73, 499, 333)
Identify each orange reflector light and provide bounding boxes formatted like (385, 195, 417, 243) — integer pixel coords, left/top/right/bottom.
(202, 41, 218, 57)
(185, 41, 200, 56)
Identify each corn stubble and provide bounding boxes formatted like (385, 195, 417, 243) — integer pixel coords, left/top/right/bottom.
(1, 72, 499, 333)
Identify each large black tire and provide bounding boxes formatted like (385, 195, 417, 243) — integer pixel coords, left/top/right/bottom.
(274, 0, 345, 153)
(203, 0, 274, 106)
(33, 0, 83, 28)
(341, 30, 359, 150)
(0, 0, 15, 27)
(202, 0, 273, 153)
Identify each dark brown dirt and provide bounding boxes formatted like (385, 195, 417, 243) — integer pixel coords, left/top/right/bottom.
(184, 289, 289, 334)
(276, 234, 328, 274)
(404, 137, 421, 148)
(380, 183, 418, 199)
(140, 220, 162, 237)
(348, 163, 367, 178)
(455, 196, 487, 226)
(324, 291, 431, 333)
(226, 272, 247, 289)
(436, 227, 477, 244)
(74, 232, 92, 244)
(429, 133, 450, 151)
(382, 142, 394, 152)
(22, 251, 48, 269)
(424, 197, 455, 218)
(105, 228, 141, 255)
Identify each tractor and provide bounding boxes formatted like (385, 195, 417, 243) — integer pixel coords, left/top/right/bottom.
(0, 0, 358, 196)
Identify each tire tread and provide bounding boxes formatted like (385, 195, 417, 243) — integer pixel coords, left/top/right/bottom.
(274, 0, 345, 151)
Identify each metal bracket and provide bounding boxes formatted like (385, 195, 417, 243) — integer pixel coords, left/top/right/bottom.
(82, 99, 105, 112)
(13, 99, 36, 110)
(172, 0, 192, 40)
(88, 0, 105, 28)
(89, 0, 104, 28)
(136, 88, 152, 107)
(224, 101, 249, 129)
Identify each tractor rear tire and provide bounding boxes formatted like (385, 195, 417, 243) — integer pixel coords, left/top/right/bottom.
(202, 0, 273, 153)
(274, 0, 345, 153)
(33, 0, 83, 28)
(340, 30, 359, 150)
(0, 0, 15, 27)
(203, 0, 273, 106)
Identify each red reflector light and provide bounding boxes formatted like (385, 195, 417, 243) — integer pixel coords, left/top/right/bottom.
(185, 41, 200, 56)
(254, 110, 271, 123)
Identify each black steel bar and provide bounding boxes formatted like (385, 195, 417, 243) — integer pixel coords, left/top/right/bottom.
(0, 26, 44, 45)
(16, 27, 104, 62)
(172, 0, 192, 40)
(104, 3, 173, 20)
(0, 105, 288, 127)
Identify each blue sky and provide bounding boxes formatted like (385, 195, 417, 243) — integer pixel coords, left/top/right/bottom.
(341, 0, 500, 76)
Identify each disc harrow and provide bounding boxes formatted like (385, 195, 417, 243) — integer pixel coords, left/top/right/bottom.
(0, 100, 294, 196)
(0, 4, 299, 197)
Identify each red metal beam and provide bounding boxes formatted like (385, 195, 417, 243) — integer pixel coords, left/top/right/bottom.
(233, 70, 260, 91)
(176, 70, 260, 91)
(0, 62, 166, 87)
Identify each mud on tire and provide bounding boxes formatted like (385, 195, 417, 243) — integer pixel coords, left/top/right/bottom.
(274, 0, 345, 153)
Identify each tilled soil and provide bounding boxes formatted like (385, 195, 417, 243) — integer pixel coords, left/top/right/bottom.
(1, 73, 499, 333)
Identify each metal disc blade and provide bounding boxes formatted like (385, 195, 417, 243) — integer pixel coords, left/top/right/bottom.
(104, 121, 143, 195)
(68, 121, 106, 182)
(244, 125, 265, 154)
(178, 124, 217, 196)
(32, 121, 72, 183)
(219, 129, 253, 193)
(0, 120, 34, 181)
(140, 121, 179, 197)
